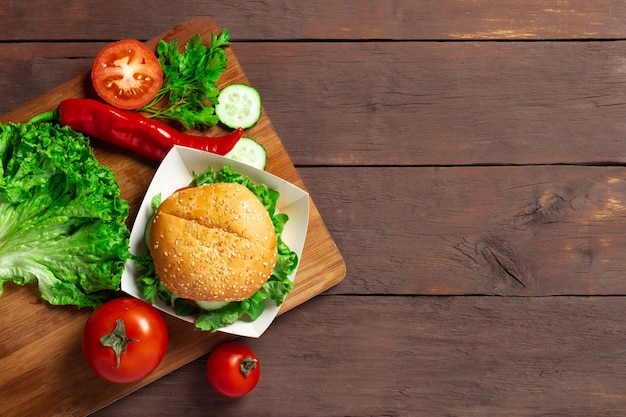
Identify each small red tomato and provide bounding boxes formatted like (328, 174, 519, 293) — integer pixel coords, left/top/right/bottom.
(82, 297, 168, 384)
(91, 39, 163, 110)
(206, 341, 261, 397)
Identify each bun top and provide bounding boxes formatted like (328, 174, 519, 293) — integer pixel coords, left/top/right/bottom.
(148, 182, 278, 302)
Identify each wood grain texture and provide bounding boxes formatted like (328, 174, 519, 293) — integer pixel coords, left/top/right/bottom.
(0, 17, 344, 417)
(299, 166, 626, 296)
(240, 41, 626, 166)
(1, 1, 626, 41)
(94, 295, 626, 417)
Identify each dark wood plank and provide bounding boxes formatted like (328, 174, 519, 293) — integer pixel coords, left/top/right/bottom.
(0, 43, 100, 119)
(238, 40, 626, 166)
(2, 1, 626, 41)
(298, 166, 626, 296)
(91, 295, 626, 417)
(3, 41, 626, 166)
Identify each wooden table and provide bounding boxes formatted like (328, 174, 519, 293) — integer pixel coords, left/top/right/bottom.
(3, 2, 626, 416)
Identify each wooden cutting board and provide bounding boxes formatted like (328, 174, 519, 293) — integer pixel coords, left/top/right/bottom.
(0, 17, 345, 417)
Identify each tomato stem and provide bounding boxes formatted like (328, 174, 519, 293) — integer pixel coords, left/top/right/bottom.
(240, 356, 258, 377)
(100, 319, 137, 369)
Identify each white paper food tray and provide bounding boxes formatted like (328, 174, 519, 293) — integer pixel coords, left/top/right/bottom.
(121, 145, 310, 337)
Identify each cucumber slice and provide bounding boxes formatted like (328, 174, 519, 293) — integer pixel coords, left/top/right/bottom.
(215, 84, 262, 129)
(195, 300, 229, 311)
(224, 136, 267, 170)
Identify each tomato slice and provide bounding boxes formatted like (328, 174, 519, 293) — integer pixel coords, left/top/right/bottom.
(91, 39, 163, 110)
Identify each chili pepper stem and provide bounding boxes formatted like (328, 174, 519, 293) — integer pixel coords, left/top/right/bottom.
(28, 109, 59, 124)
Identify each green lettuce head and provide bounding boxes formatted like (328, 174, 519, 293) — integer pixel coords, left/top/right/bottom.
(0, 122, 130, 308)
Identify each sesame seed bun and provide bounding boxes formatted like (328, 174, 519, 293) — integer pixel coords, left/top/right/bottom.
(148, 182, 278, 302)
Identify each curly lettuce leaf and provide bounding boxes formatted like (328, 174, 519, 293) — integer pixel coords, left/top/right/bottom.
(135, 165, 297, 331)
(0, 122, 130, 308)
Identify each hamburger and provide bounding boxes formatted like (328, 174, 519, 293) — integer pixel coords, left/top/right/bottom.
(136, 165, 298, 332)
(149, 182, 278, 304)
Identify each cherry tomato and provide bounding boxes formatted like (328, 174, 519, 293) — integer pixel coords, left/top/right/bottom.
(206, 341, 261, 397)
(82, 297, 168, 384)
(91, 39, 163, 110)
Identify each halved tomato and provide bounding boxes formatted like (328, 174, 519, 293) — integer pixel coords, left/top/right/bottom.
(91, 39, 163, 110)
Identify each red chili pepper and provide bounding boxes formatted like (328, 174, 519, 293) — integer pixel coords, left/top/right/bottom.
(30, 98, 243, 161)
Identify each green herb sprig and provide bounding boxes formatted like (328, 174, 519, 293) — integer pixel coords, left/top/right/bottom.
(139, 30, 230, 130)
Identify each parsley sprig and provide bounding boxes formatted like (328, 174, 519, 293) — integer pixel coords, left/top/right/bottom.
(139, 30, 230, 130)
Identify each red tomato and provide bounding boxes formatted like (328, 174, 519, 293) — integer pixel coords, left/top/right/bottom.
(206, 341, 261, 397)
(82, 297, 168, 384)
(91, 39, 163, 110)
